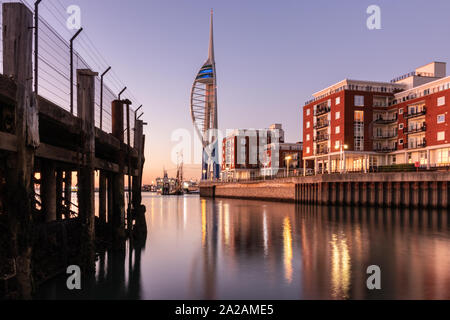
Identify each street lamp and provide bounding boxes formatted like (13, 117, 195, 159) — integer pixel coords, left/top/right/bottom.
(285, 155, 293, 177)
(340, 143, 349, 174)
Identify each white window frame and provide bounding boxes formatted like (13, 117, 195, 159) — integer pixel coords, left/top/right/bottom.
(335, 111, 341, 120)
(306, 147, 310, 154)
(399, 109, 404, 115)
(306, 134, 310, 141)
(354, 95, 364, 107)
(306, 121, 310, 129)
(437, 114, 445, 124)
(399, 123, 404, 130)
(438, 96, 446, 107)
(437, 131, 445, 141)
(335, 126, 341, 134)
(335, 97, 341, 105)
(306, 108, 310, 116)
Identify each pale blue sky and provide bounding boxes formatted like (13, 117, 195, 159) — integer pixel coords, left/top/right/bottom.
(26, 0, 450, 182)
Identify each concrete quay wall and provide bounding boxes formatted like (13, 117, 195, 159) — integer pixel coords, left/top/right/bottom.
(200, 172, 450, 209)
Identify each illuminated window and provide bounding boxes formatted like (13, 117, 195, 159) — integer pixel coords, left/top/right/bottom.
(306, 134, 310, 141)
(306, 147, 310, 154)
(335, 126, 340, 134)
(335, 111, 340, 120)
(438, 131, 445, 141)
(306, 121, 310, 129)
(354, 110, 364, 122)
(335, 141, 340, 150)
(437, 148, 450, 164)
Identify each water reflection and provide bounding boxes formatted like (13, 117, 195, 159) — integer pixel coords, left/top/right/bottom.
(36, 194, 450, 300)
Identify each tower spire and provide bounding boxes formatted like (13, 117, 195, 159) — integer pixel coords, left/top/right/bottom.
(208, 9, 215, 63)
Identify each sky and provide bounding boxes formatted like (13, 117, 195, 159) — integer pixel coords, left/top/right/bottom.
(27, 0, 450, 184)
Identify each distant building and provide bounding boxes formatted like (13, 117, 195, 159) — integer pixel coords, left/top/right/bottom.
(302, 61, 450, 173)
(221, 124, 303, 180)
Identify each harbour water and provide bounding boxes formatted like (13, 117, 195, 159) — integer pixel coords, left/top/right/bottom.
(36, 194, 450, 300)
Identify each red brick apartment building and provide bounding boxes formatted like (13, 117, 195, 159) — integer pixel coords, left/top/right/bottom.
(303, 62, 450, 173)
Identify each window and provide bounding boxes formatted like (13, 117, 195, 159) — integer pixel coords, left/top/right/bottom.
(399, 139, 403, 145)
(335, 97, 341, 105)
(437, 114, 445, 124)
(437, 148, 450, 164)
(354, 110, 364, 122)
(438, 131, 445, 141)
(438, 96, 446, 106)
(335, 126, 340, 134)
(399, 109, 404, 115)
(399, 123, 404, 130)
(306, 134, 310, 141)
(306, 147, 310, 154)
(335, 111, 341, 120)
(335, 141, 340, 150)
(354, 95, 364, 107)
(306, 121, 310, 129)
(306, 108, 310, 116)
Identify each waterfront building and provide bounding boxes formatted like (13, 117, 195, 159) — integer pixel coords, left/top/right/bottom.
(221, 124, 303, 180)
(302, 61, 450, 173)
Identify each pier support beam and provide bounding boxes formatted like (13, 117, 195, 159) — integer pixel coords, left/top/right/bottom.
(41, 161, 56, 222)
(99, 171, 107, 224)
(111, 99, 126, 241)
(2, 3, 38, 299)
(64, 171, 72, 218)
(77, 69, 98, 272)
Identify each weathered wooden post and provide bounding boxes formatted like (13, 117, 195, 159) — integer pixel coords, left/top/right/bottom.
(2, 2, 39, 299)
(111, 99, 126, 240)
(77, 69, 98, 272)
(56, 169, 63, 220)
(41, 161, 56, 222)
(99, 171, 107, 224)
(132, 119, 147, 239)
(64, 171, 72, 217)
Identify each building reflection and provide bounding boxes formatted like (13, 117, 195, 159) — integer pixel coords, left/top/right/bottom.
(197, 197, 449, 300)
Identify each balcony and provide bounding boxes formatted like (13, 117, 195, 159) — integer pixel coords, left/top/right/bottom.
(407, 140, 427, 150)
(314, 121, 330, 130)
(316, 148, 329, 156)
(374, 117, 398, 125)
(374, 147, 397, 153)
(315, 106, 331, 117)
(404, 124, 426, 135)
(373, 133, 398, 140)
(314, 134, 329, 142)
(405, 107, 426, 119)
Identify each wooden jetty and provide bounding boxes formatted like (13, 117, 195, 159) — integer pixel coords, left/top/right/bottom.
(0, 3, 147, 299)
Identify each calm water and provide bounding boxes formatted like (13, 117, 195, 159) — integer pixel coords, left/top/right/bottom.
(36, 193, 450, 300)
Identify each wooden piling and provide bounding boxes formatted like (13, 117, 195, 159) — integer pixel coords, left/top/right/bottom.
(41, 161, 56, 222)
(76, 69, 98, 272)
(99, 171, 107, 224)
(2, 3, 37, 299)
(64, 171, 72, 217)
(111, 99, 126, 240)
